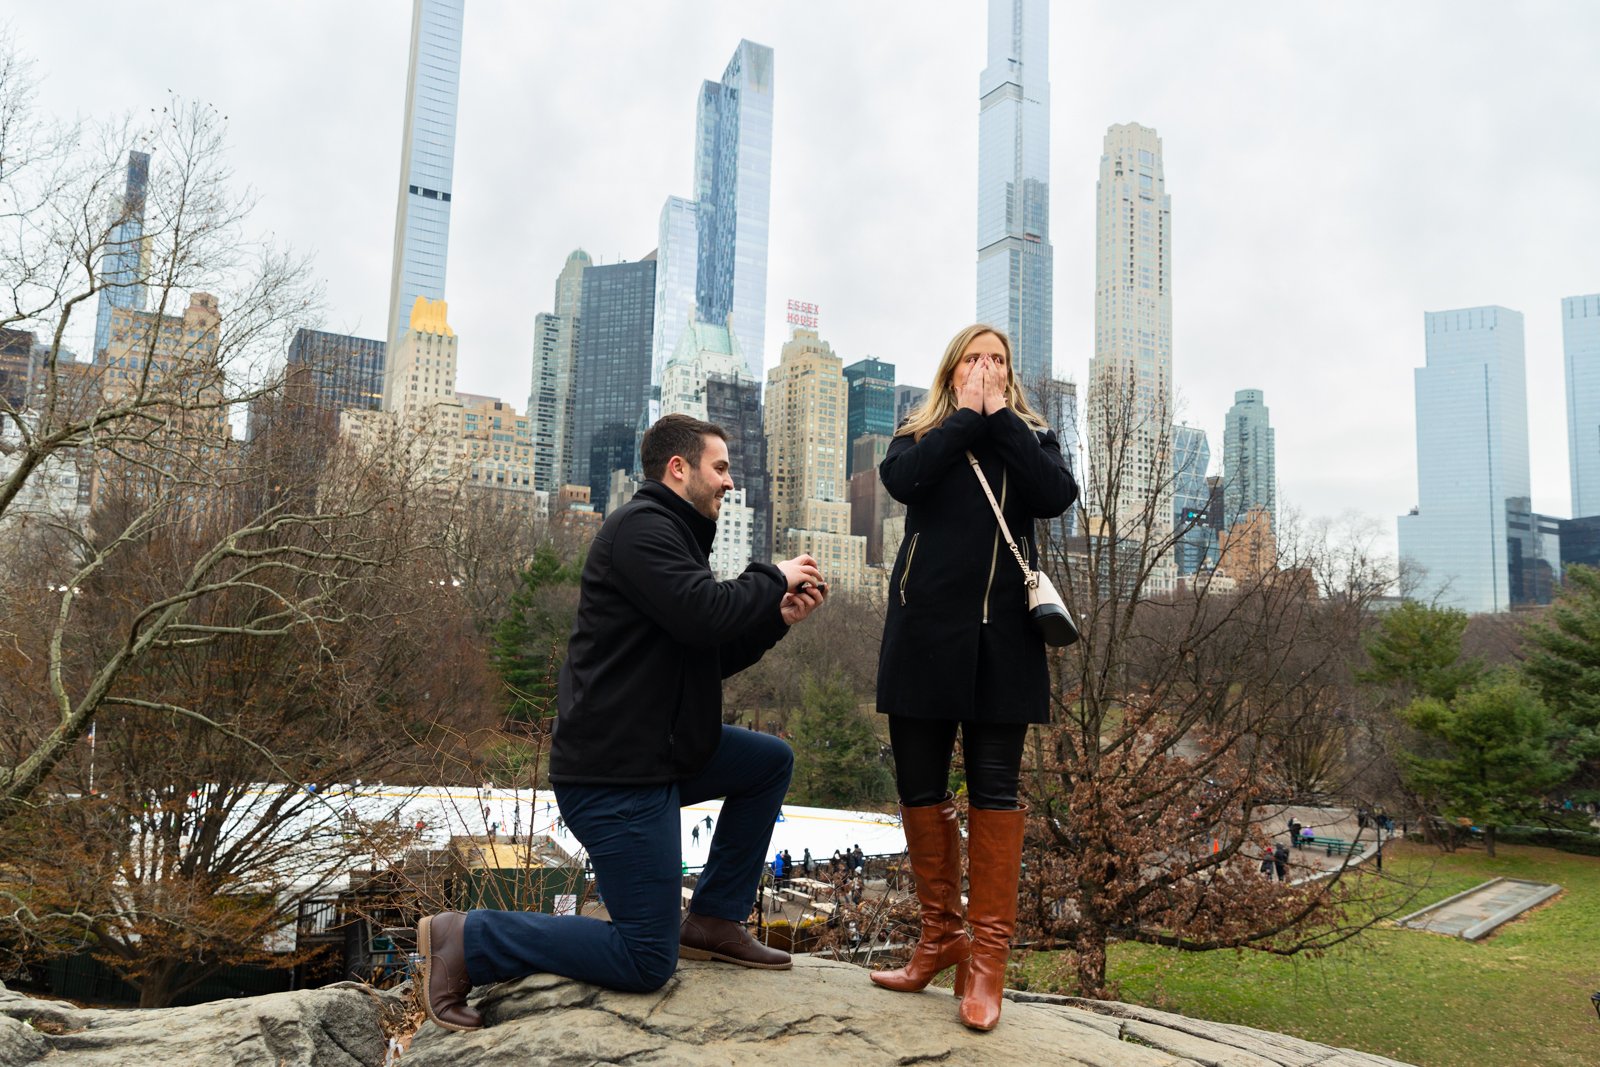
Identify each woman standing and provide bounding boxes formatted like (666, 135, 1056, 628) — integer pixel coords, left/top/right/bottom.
(869, 324, 1076, 1031)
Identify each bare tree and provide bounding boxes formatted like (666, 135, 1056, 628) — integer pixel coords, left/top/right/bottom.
(0, 37, 401, 823)
(0, 423, 504, 1004)
(1014, 373, 1411, 996)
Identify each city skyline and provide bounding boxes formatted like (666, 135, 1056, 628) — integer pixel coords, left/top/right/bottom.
(14, 2, 1600, 548)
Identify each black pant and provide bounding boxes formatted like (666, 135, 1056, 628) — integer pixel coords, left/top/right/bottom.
(888, 715, 1027, 811)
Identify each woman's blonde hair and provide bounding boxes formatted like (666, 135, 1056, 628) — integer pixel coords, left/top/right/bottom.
(896, 324, 1049, 441)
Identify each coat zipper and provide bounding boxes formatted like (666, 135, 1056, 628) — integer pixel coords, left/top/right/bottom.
(981, 469, 1008, 623)
(899, 532, 921, 606)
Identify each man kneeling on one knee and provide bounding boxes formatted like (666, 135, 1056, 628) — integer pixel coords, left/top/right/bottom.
(418, 414, 827, 1031)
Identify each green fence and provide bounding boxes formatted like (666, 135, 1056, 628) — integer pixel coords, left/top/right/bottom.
(458, 865, 586, 913)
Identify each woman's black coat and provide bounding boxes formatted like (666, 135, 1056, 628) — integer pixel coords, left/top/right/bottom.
(876, 406, 1077, 724)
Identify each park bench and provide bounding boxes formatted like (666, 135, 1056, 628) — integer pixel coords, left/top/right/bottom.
(1311, 837, 1366, 857)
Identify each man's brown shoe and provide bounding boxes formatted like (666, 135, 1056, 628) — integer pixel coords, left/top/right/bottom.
(679, 911, 792, 970)
(417, 911, 483, 1031)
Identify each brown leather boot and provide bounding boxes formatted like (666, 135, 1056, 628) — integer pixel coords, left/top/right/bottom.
(955, 805, 1026, 1031)
(679, 911, 792, 969)
(871, 794, 970, 993)
(417, 911, 483, 1032)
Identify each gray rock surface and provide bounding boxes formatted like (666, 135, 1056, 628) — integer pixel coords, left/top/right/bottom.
(0, 978, 395, 1065)
(404, 957, 1417, 1067)
(0, 959, 1420, 1067)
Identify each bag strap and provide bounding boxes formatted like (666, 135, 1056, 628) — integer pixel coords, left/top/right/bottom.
(966, 451, 1036, 588)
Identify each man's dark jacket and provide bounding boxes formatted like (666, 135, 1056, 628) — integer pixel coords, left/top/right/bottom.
(549, 480, 789, 785)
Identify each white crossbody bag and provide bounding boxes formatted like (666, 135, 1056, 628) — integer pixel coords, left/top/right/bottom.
(966, 451, 1080, 647)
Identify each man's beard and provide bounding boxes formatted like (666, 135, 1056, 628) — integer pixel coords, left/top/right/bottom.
(687, 475, 722, 520)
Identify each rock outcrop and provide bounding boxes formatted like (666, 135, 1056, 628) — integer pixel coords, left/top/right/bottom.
(0, 957, 1417, 1066)
(0, 979, 396, 1066)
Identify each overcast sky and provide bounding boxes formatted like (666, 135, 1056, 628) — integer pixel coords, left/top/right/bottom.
(11, 2, 1599, 550)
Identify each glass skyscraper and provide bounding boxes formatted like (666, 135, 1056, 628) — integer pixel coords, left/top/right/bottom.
(652, 196, 699, 388)
(843, 358, 895, 476)
(1172, 424, 1214, 576)
(1223, 388, 1276, 530)
(695, 40, 774, 381)
(93, 151, 150, 358)
(706, 370, 770, 565)
(287, 329, 386, 415)
(386, 0, 464, 359)
(571, 258, 656, 513)
(976, 0, 1052, 390)
(1398, 306, 1531, 614)
(250, 328, 385, 443)
(1564, 294, 1600, 519)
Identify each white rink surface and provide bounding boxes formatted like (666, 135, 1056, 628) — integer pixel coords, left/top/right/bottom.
(258, 783, 906, 876)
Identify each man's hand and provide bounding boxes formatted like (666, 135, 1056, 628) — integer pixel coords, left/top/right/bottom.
(776, 554, 822, 592)
(982, 364, 1008, 415)
(780, 582, 826, 626)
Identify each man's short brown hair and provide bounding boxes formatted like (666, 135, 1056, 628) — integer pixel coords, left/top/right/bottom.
(640, 413, 728, 481)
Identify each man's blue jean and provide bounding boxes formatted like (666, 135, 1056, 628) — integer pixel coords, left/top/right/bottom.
(463, 725, 793, 993)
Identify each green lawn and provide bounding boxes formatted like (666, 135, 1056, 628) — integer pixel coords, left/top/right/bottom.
(1018, 841, 1600, 1067)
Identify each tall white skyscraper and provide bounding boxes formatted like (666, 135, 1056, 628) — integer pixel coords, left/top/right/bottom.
(1564, 294, 1600, 518)
(652, 196, 700, 388)
(1398, 306, 1532, 614)
(1223, 388, 1276, 529)
(1086, 124, 1173, 538)
(386, 0, 465, 359)
(695, 40, 774, 380)
(976, 0, 1052, 389)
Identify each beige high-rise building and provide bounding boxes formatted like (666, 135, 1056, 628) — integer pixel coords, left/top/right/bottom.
(1086, 122, 1174, 593)
(1217, 506, 1275, 583)
(348, 298, 540, 507)
(765, 329, 872, 598)
(88, 293, 229, 513)
(100, 292, 224, 408)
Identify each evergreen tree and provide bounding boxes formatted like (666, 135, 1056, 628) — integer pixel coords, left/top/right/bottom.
(1521, 565, 1600, 779)
(1400, 674, 1573, 856)
(1358, 600, 1482, 703)
(789, 674, 894, 809)
(491, 544, 581, 725)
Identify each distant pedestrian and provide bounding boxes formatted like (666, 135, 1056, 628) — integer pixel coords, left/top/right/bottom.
(1273, 843, 1289, 881)
(691, 824, 701, 846)
(1287, 818, 1302, 849)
